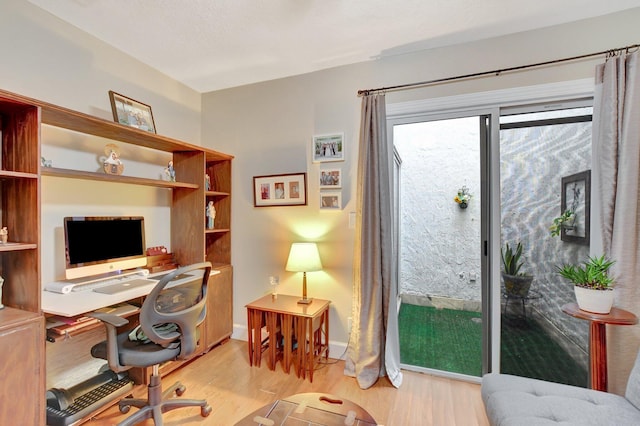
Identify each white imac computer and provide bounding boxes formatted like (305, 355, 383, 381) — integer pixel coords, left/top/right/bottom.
(64, 216, 147, 280)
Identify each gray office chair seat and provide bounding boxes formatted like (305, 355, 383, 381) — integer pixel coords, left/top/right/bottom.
(91, 331, 181, 368)
(89, 262, 213, 426)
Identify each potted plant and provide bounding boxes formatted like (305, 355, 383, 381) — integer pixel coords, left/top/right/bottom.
(550, 209, 576, 237)
(556, 255, 615, 314)
(454, 185, 472, 209)
(501, 242, 534, 298)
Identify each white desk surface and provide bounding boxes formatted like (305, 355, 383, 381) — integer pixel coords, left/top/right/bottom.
(42, 270, 220, 317)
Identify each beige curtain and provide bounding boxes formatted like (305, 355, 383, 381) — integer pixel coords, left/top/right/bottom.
(344, 93, 403, 389)
(592, 50, 640, 395)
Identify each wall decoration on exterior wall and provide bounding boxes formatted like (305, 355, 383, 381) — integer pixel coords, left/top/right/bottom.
(312, 133, 344, 163)
(108, 90, 156, 133)
(320, 191, 342, 210)
(454, 185, 472, 209)
(560, 170, 590, 245)
(253, 173, 307, 207)
(319, 168, 342, 189)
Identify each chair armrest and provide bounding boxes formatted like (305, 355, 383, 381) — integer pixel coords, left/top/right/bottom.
(87, 312, 129, 328)
(87, 312, 131, 373)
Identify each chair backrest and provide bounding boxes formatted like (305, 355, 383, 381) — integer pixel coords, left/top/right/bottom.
(625, 345, 640, 409)
(139, 262, 211, 360)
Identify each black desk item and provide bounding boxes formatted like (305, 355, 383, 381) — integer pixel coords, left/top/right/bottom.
(46, 371, 133, 426)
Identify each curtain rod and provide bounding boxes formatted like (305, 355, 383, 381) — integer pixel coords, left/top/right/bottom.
(357, 43, 639, 96)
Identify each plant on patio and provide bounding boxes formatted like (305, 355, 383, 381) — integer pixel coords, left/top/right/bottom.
(501, 242, 533, 298)
(550, 209, 576, 237)
(556, 255, 616, 314)
(454, 185, 472, 209)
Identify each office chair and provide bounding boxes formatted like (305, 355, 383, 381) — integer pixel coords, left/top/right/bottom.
(90, 262, 213, 426)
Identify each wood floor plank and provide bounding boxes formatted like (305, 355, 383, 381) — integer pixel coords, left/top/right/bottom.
(85, 339, 490, 425)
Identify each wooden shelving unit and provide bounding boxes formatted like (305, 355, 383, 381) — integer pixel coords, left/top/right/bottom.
(0, 87, 234, 418)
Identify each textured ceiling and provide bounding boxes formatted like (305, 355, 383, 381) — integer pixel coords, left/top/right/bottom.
(27, 0, 640, 93)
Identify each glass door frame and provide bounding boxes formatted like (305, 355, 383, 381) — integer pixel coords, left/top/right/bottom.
(388, 107, 500, 380)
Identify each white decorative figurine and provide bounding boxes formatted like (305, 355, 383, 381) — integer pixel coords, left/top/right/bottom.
(0, 227, 7, 244)
(206, 201, 216, 229)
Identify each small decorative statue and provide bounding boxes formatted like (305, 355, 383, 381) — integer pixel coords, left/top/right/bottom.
(0, 275, 4, 309)
(205, 174, 211, 191)
(165, 160, 176, 182)
(206, 201, 216, 229)
(0, 227, 7, 244)
(41, 156, 52, 168)
(102, 143, 124, 175)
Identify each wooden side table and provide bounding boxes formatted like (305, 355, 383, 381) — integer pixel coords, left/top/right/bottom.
(562, 303, 638, 391)
(246, 294, 330, 382)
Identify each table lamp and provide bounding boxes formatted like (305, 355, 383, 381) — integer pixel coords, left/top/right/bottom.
(285, 242, 322, 304)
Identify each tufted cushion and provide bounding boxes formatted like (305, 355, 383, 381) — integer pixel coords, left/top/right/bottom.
(625, 347, 640, 410)
(482, 373, 640, 426)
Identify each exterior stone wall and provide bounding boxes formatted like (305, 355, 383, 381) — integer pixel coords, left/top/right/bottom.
(395, 114, 591, 356)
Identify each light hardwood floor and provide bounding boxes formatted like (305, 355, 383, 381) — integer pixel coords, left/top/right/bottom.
(86, 339, 490, 425)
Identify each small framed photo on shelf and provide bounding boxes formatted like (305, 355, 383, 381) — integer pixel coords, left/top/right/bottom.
(253, 173, 307, 207)
(108, 90, 156, 133)
(312, 133, 344, 163)
(320, 191, 342, 210)
(320, 168, 342, 189)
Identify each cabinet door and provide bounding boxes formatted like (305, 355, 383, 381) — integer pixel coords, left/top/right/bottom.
(0, 316, 44, 425)
(205, 265, 233, 349)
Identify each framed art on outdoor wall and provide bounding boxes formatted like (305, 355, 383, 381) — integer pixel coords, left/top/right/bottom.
(312, 133, 344, 163)
(561, 170, 590, 245)
(253, 173, 307, 207)
(108, 90, 156, 133)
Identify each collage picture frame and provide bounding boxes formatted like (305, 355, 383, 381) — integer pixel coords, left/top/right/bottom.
(253, 172, 307, 207)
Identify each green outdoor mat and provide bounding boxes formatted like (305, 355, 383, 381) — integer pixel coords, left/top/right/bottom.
(399, 303, 588, 387)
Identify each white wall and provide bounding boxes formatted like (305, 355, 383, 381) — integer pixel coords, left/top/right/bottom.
(201, 9, 640, 351)
(0, 0, 203, 285)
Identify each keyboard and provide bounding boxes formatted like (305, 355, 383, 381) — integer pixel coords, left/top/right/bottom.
(70, 272, 151, 292)
(92, 278, 156, 295)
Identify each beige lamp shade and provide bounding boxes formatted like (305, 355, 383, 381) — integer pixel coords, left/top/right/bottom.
(286, 243, 322, 303)
(285, 243, 322, 272)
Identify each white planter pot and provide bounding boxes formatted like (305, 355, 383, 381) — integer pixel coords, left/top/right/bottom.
(574, 286, 614, 314)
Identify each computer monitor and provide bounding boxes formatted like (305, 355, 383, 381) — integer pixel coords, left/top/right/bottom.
(64, 216, 147, 280)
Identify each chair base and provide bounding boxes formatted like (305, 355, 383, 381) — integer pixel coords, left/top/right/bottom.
(117, 374, 211, 426)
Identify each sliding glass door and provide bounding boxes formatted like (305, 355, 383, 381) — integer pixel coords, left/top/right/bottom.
(391, 112, 492, 379)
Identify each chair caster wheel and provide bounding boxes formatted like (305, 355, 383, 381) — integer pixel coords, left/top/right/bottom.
(119, 405, 131, 414)
(201, 404, 212, 417)
(176, 384, 186, 396)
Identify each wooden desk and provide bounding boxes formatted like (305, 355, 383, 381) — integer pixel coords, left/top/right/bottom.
(246, 294, 330, 382)
(562, 303, 638, 391)
(42, 270, 220, 317)
(235, 392, 377, 425)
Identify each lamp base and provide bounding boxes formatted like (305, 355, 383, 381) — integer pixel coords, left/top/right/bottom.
(297, 298, 313, 305)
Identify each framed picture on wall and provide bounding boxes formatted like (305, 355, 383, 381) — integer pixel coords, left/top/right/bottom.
(320, 191, 342, 210)
(253, 173, 307, 207)
(561, 170, 590, 245)
(312, 133, 344, 163)
(319, 168, 342, 189)
(108, 91, 156, 133)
